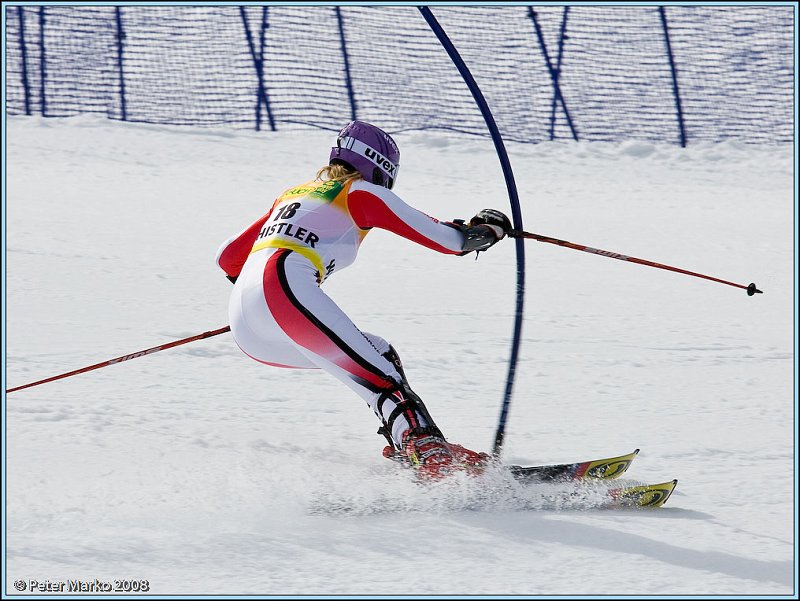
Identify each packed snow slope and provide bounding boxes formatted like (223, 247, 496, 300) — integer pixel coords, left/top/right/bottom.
(5, 116, 796, 596)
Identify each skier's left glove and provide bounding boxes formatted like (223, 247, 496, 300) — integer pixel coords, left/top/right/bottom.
(469, 209, 512, 239)
(454, 209, 512, 254)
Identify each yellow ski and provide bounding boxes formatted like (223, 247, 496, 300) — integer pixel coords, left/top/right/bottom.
(608, 479, 678, 508)
(508, 449, 640, 483)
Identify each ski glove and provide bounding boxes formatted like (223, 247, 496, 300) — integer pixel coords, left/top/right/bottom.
(470, 209, 512, 238)
(455, 208, 512, 254)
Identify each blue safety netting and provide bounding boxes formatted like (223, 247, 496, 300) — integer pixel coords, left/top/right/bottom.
(5, 5, 794, 144)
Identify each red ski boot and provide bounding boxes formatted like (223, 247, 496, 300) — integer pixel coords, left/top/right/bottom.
(387, 428, 490, 480)
(447, 442, 492, 470)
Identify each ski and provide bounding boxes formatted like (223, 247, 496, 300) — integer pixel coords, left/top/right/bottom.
(607, 479, 678, 508)
(378, 448, 678, 508)
(310, 477, 679, 515)
(507, 449, 640, 484)
(518, 478, 679, 510)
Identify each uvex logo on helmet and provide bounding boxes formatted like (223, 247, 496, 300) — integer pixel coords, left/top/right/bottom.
(364, 147, 397, 176)
(329, 121, 400, 189)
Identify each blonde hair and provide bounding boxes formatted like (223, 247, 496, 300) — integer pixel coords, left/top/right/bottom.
(316, 162, 363, 184)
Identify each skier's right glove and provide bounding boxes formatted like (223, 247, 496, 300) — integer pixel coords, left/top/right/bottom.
(454, 209, 512, 255)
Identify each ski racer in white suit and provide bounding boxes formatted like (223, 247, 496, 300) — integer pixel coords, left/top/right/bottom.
(216, 121, 511, 479)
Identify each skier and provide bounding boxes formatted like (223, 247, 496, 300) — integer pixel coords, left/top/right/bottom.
(216, 120, 511, 479)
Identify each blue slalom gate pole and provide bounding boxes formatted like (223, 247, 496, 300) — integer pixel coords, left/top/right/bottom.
(419, 7, 526, 458)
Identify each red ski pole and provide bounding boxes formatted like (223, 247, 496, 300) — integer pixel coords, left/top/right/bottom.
(6, 326, 231, 394)
(508, 230, 762, 296)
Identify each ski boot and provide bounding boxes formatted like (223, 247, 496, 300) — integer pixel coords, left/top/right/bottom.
(382, 427, 490, 480)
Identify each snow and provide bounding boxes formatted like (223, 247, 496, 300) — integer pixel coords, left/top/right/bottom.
(4, 116, 796, 596)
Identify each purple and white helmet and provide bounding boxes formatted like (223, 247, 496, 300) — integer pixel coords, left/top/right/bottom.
(329, 121, 400, 189)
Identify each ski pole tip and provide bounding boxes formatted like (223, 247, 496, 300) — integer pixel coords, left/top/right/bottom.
(746, 283, 763, 296)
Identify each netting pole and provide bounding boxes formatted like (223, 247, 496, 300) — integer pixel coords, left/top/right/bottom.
(258, 7, 276, 131)
(418, 7, 526, 458)
(16, 7, 32, 116)
(240, 7, 275, 132)
(38, 6, 47, 116)
(659, 6, 687, 147)
(335, 7, 357, 121)
(114, 6, 128, 121)
(528, 6, 578, 141)
(553, 7, 575, 139)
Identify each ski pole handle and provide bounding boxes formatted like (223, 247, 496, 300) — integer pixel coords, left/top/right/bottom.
(508, 230, 761, 296)
(7, 326, 231, 394)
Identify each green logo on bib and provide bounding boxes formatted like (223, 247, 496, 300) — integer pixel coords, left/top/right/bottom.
(309, 180, 343, 202)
